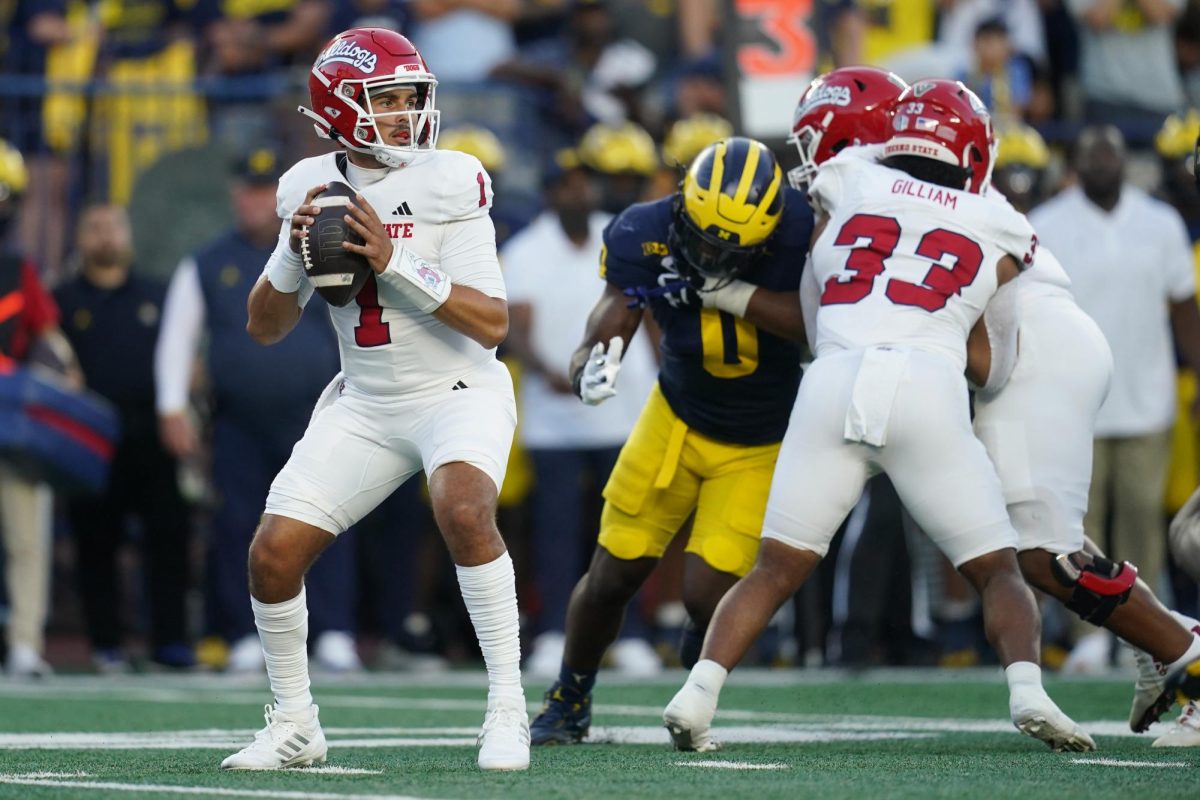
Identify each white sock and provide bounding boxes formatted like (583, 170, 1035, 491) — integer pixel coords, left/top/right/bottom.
(252, 587, 313, 715)
(456, 551, 524, 708)
(1005, 660, 1043, 689)
(1006, 661, 1051, 715)
(669, 659, 728, 725)
(688, 659, 728, 699)
(1172, 611, 1200, 633)
(1166, 611, 1200, 674)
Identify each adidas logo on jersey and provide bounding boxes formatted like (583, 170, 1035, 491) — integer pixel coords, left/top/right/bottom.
(393, 202, 413, 216)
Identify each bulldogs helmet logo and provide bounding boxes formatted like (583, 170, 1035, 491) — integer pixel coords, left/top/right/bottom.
(793, 84, 852, 122)
(317, 40, 378, 73)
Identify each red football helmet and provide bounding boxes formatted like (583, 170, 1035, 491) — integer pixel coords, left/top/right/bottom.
(300, 28, 439, 168)
(787, 66, 908, 190)
(885, 79, 994, 194)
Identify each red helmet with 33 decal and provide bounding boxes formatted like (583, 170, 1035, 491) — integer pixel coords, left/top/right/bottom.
(787, 66, 908, 190)
(300, 27, 439, 168)
(885, 79, 995, 194)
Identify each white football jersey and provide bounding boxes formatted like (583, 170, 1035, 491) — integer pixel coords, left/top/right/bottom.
(273, 149, 505, 397)
(983, 189, 1071, 291)
(808, 154, 1037, 371)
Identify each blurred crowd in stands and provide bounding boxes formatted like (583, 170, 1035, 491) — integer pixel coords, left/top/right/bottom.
(2, 0, 1200, 677)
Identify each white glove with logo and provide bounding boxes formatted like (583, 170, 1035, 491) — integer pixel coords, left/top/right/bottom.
(579, 336, 624, 406)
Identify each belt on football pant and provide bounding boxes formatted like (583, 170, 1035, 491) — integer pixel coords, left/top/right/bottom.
(653, 416, 689, 489)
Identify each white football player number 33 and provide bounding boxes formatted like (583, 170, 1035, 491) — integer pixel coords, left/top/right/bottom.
(821, 213, 982, 311)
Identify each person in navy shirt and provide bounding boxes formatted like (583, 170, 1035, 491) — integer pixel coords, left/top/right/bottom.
(55, 203, 193, 671)
(154, 148, 358, 673)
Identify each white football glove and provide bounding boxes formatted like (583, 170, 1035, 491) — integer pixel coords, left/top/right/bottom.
(579, 336, 624, 406)
(698, 276, 756, 317)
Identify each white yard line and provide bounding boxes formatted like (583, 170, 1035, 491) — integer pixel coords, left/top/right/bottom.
(304, 767, 385, 776)
(674, 761, 789, 770)
(1070, 758, 1191, 769)
(0, 774, 433, 800)
(0, 684, 1160, 739)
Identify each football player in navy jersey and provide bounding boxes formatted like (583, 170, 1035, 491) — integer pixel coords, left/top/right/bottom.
(529, 137, 813, 745)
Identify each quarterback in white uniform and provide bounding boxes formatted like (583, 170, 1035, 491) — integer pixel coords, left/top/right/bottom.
(221, 28, 529, 772)
(665, 80, 1093, 754)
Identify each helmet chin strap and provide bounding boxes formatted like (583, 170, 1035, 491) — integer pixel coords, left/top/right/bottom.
(296, 104, 417, 169)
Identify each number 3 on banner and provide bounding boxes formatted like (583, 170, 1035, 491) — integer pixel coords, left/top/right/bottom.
(737, 0, 816, 77)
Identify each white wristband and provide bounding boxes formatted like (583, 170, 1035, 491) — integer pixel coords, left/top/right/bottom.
(265, 246, 304, 294)
(378, 243, 452, 314)
(705, 279, 757, 318)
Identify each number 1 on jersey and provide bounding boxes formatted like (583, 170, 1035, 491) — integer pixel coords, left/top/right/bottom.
(354, 274, 391, 347)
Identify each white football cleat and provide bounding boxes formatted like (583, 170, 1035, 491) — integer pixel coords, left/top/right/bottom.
(525, 632, 566, 678)
(1062, 630, 1112, 675)
(663, 683, 720, 752)
(477, 701, 530, 771)
(1128, 646, 1171, 732)
(221, 704, 327, 770)
(313, 631, 363, 674)
(610, 638, 663, 676)
(1153, 702, 1200, 748)
(226, 635, 265, 674)
(7, 645, 53, 678)
(1010, 689, 1096, 752)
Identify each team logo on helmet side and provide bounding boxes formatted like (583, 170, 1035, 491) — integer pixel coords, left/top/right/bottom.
(317, 40, 378, 73)
(794, 84, 852, 121)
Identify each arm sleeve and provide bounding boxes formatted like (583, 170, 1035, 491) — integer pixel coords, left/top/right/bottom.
(261, 220, 315, 308)
(439, 215, 506, 298)
(155, 257, 205, 414)
(434, 155, 504, 297)
(19, 262, 59, 333)
(799, 258, 820, 354)
(1164, 211, 1197, 302)
(979, 278, 1020, 398)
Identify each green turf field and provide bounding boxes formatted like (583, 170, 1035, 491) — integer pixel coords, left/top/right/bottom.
(0, 670, 1193, 799)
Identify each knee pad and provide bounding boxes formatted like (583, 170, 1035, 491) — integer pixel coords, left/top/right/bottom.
(1051, 552, 1137, 625)
(599, 529, 654, 561)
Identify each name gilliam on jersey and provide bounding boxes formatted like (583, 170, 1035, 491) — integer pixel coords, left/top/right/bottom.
(891, 179, 958, 210)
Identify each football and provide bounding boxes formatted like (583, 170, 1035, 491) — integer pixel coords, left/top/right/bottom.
(300, 181, 372, 307)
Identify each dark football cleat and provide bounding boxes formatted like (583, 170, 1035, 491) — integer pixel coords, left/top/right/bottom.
(1167, 657, 1200, 705)
(529, 682, 591, 745)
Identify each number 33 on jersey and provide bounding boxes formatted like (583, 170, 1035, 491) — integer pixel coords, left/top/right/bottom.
(808, 153, 1036, 371)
